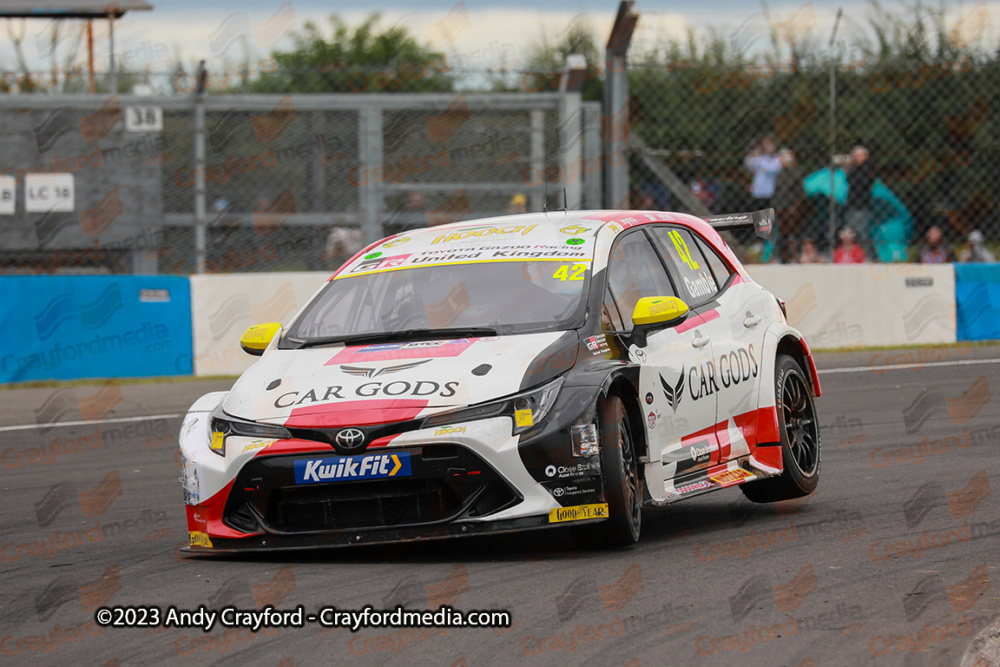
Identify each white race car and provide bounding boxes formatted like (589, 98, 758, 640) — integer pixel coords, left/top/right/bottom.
(179, 209, 821, 553)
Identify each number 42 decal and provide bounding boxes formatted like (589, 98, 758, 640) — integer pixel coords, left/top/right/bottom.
(552, 264, 587, 281)
(669, 230, 700, 270)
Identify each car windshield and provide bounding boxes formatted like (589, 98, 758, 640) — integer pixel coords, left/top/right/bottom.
(283, 258, 593, 345)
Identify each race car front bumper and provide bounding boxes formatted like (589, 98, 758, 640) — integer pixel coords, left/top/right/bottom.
(179, 394, 606, 554)
(223, 444, 522, 534)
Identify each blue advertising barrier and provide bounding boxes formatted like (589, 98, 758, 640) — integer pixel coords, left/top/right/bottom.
(0, 276, 193, 383)
(955, 264, 1000, 341)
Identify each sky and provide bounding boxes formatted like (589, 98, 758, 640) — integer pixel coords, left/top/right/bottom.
(0, 0, 995, 89)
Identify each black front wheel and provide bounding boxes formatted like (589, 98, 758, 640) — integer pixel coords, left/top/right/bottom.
(575, 395, 641, 546)
(741, 354, 821, 503)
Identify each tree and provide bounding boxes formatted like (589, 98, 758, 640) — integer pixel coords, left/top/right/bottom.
(246, 13, 453, 94)
(518, 18, 604, 101)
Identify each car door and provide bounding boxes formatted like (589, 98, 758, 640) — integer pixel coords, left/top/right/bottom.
(602, 229, 717, 503)
(648, 225, 767, 465)
(693, 232, 775, 453)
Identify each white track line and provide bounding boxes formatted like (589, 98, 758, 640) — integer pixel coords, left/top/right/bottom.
(0, 413, 182, 433)
(0, 357, 996, 432)
(818, 357, 1000, 374)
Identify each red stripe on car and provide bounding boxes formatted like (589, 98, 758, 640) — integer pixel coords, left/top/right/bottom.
(673, 308, 719, 334)
(285, 399, 427, 428)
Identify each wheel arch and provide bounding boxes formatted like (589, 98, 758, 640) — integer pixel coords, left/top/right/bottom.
(600, 371, 648, 463)
(775, 332, 822, 398)
(753, 324, 821, 447)
(188, 391, 229, 414)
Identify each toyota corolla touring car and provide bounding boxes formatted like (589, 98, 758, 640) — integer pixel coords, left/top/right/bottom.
(178, 208, 822, 553)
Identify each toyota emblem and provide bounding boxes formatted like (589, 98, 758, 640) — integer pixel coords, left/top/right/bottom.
(335, 428, 366, 450)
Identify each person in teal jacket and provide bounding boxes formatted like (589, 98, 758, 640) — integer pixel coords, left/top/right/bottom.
(802, 168, 914, 263)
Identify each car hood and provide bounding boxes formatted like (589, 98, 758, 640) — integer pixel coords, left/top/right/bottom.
(222, 332, 576, 428)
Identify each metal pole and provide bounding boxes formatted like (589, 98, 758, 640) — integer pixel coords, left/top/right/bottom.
(529, 109, 545, 212)
(194, 61, 207, 274)
(604, 2, 638, 209)
(87, 20, 95, 94)
(582, 103, 603, 208)
(359, 106, 384, 244)
(559, 57, 585, 211)
(828, 9, 842, 255)
(108, 13, 116, 94)
(604, 53, 629, 209)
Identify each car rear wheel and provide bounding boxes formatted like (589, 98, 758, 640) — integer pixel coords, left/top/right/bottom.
(741, 354, 821, 503)
(575, 394, 641, 547)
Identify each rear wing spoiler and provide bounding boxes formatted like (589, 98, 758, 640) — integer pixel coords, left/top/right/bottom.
(704, 208, 776, 242)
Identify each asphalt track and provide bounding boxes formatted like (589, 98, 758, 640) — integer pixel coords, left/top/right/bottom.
(2, 345, 1000, 667)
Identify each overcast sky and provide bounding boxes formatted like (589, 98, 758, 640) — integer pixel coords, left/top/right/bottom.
(1, 0, 994, 82)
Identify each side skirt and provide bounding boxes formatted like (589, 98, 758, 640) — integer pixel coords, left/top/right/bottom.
(644, 447, 783, 507)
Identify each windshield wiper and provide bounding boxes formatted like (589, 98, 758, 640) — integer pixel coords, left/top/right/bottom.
(292, 327, 499, 350)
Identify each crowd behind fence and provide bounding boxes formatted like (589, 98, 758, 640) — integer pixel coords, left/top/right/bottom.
(624, 50, 1000, 267)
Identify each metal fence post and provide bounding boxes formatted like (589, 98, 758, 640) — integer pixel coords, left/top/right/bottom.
(359, 106, 384, 245)
(108, 12, 117, 94)
(559, 93, 582, 210)
(828, 9, 843, 255)
(604, 2, 638, 209)
(193, 61, 207, 274)
(560, 58, 586, 210)
(582, 102, 603, 208)
(530, 110, 545, 212)
(604, 55, 628, 209)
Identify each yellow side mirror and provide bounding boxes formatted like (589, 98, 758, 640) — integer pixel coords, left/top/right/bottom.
(240, 322, 282, 356)
(632, 296, 689, 327)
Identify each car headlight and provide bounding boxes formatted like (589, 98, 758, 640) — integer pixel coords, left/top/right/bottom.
(423, 376, 564, 435)
(209, 408, 292, 457)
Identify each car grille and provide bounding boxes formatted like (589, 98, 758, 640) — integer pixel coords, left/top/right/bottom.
(223, 445, 520, 534)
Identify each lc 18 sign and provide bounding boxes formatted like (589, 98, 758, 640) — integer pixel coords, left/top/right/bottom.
(25, 173, 74, 212)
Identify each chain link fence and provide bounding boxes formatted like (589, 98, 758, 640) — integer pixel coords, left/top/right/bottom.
(4, 3, 1000, 272)
(623, 4, 1000, 265)
(0, 85, 600, 275)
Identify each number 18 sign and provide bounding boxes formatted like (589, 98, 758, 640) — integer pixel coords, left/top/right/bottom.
(125, 106, 163, 132)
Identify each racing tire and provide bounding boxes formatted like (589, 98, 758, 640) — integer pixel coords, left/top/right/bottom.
(741, 354, 821, 504)
(574, 395, 641, 547)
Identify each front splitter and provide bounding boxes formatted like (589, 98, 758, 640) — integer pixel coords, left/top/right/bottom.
(180, 513, 606, 556)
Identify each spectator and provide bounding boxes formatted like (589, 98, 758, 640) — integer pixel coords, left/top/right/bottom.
(706, 175, 721, 209)
(384, 192, 429, 235)
(507, 193, 527, 214)
(637, 185, 660, 210)
(324, 226, 364, 266)
(404, 192, 431, 228)
(691, 171, 716, 211)
(744, 136, 783, 210)
(958, 230, 997, 263)
(845, 144, 875, 256)
(919, 226, 953, 264)
(833, 227, 866, 264)
(798, 238, 826, 264)
(772, 148, 810, 263)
